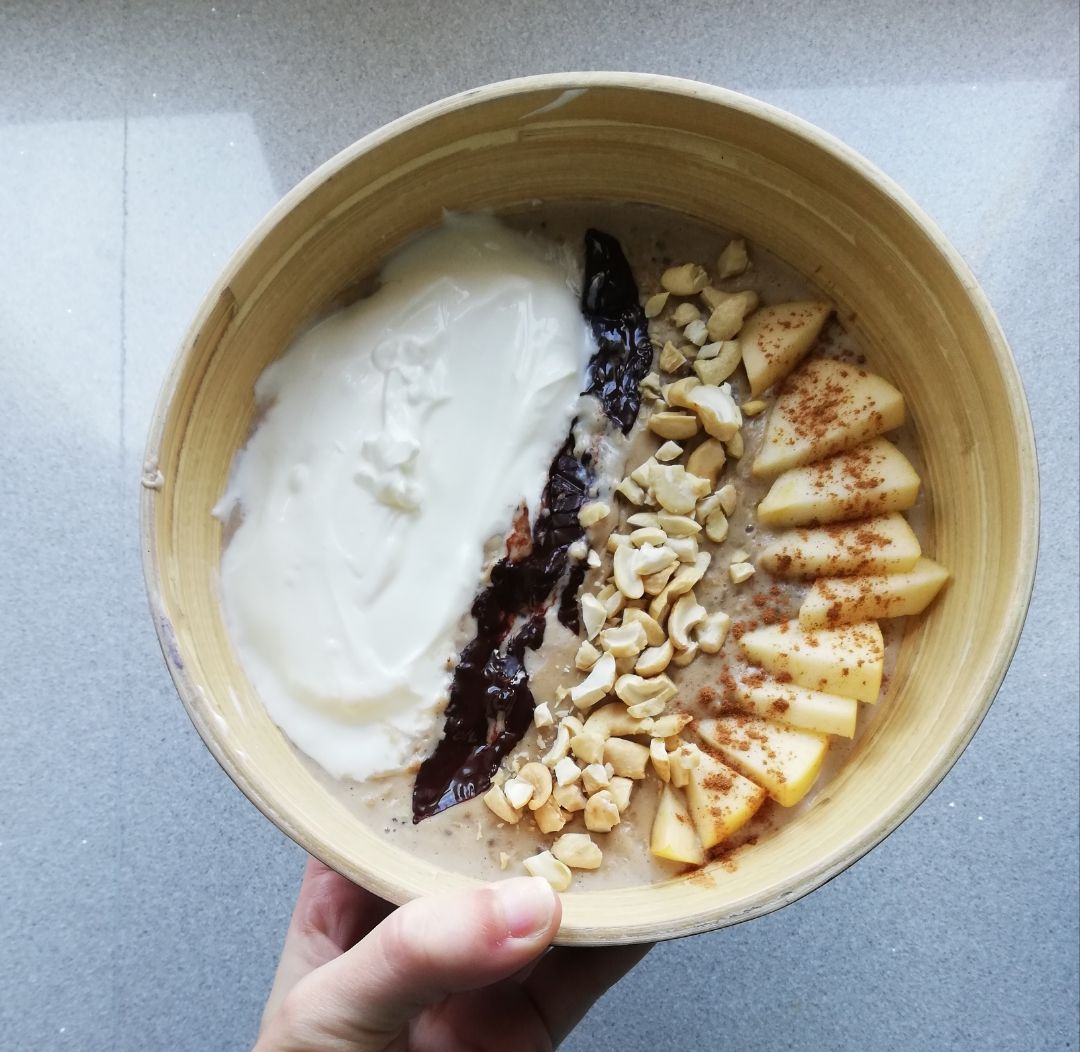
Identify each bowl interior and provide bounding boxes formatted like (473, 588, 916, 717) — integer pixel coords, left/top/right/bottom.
(142, 74, 1037, 944)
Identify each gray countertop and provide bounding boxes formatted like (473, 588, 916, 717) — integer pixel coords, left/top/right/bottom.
(2, 2, 1077, 1048)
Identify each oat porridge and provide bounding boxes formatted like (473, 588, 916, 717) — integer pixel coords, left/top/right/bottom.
(216, 204, 950, 891)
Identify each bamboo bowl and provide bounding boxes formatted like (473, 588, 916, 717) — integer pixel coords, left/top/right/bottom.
(142, 73, 1037, 945)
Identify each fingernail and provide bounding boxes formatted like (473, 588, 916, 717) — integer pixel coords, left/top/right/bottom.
(496, 877, 557, 939)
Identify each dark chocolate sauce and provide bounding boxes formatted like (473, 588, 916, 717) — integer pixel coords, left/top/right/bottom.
(411, 230, 651, 822)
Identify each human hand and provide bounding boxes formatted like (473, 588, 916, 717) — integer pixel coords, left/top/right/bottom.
(254, 856, 650, 1051)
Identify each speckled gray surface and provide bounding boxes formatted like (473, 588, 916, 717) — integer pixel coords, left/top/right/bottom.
(1, 2, 1077, 1049)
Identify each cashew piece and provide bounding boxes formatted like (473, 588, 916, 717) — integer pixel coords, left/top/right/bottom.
(518, 762, 553, 810)
(552, 833, 603, 870)
(522, 850, 572, 891)
(584, 790, 622, 833)
(482, 783, 521, 824)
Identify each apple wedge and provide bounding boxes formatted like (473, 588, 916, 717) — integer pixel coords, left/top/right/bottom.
(731, 675, 859, 737)
(739, 301, 832, 396)
(752, 358, 906, 478)
(650, 784, 705, 865)
(759, 514, 921, 577)
(696, 716, 829, 807)
(685, 748, 767, 849)
(799, 557, 950, 629)
(756, 438, 921, 528)
(738, 619, 884, 703)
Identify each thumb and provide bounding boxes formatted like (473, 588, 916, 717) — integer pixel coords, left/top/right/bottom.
(256, 876, 561, 1051)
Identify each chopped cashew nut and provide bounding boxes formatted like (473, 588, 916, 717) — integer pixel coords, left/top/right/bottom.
(729, 561, 755, 584)
(578, 500, 610, 527)
(643, 291, 670, 317)
(642, 562, 677, 597)
(614, 673, 678, 710)
(660, 263, 709, 296)
(541, 723, 571, 767)
(650, 738, 671, 782)
(672, 301, 701, 328)
(503, 777, 535, 810)
(725, 430, 744, 459)
(705, 508, 729, 544)
(609, 776, 633, 812)
(584, 790, 622, 832)
(663, 377, 701, 409)
(630, 526, 667, 547)
(604, 738, 651, 779)
(622, 608, 665, 646)
(482, 784, 521, 824)
(627, 511, 661, 527)
(717, 484, 737, 516)
(695, 340, 723, 361)
(581, 763, 611, 794)
(630, 456, 660, 488)
(652, 464, 710, 515)
(613, 543, 644, 600)
(518, 762, 553, 810)
(686, 384, 742, 441)
(650, 713, 693, 738)
(553, 783, 587, 812)
(655, 440, 684, 462)
(533, 798, 567, 834)
(741, 399, 767, 416)
(636, 638, 674, 676)
(587, 549, 602, 568)
(729, 548, 750, 563)
(672, 642, 700, 667)
(686, 438, 726, 488)
(669, 591, 707, 650)
(553, 756, 581, 786)
(583, 702, 653, 739)
(696, 492, 723, 520)
(693, 342, 742, 385)
(599, 620, 649, 658)
(705, 291, 759, 341)
(657, 511, 701, 537)
(523, 850, 572, 892)
(570, 732, 605, 765)
(659, 341, 687, 374)
(499, 852, 510, 871)
(696, 610, 732, 653)
(667, 535, 699, 564)
(614, 477, 645, 505)
(552, 833, 603, 870)
(639, 371, 662, 397)
(570, 653, 616, 709)
(534, 702, 554, 729)
(648, 411, 699, 440)
(684, 319, 709, 346)
(580, 594, 606, 641)
(634, 543, 678, 577)
(717, 237, 749, 278)
(575, 639, 602, 670)
(667, 552, 712, 597)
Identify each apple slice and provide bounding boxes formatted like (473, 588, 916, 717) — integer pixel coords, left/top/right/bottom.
(738, 619, 884, 703)
(685, 748, 767, 849)
(759, 514, 921, 577)
(752, 358, 906, 478)
(756, 438, 920, 528)
(650, 784, 705, 865)
(799, 557, 950, 629)
(731, 675, 859, 737)
(739, 301, 832, 396)
(696, 716, 829, 807)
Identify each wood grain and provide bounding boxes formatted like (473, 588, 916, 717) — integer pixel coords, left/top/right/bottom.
(140, 73, 1038, 945)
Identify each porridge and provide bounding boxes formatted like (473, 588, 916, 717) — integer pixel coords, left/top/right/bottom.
(216, 204, 949, 891)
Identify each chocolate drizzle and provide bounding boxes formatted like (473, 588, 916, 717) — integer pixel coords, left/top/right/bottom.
(411, 229, 651, 822)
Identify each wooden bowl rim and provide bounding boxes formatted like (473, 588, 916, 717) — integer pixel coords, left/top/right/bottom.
(140, 72, 1039, 943)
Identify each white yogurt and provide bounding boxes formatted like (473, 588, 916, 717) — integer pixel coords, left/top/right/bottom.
(217, 215, 594, 781)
